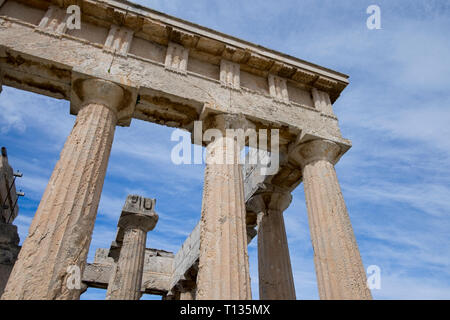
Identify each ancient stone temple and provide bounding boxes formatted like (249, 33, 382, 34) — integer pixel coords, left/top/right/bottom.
(0, 0, 372, 300)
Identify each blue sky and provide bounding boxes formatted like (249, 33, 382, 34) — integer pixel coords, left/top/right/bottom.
(1, 0, 449, 299)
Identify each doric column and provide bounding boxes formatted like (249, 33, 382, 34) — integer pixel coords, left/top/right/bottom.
(292, 139, 372, 300)
(196, 114, 252, 300)
(106, 195, 158, 300)
(248, 189, 296, 300)
(2, 79, 125, 300)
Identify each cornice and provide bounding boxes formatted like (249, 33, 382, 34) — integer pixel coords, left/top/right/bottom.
(18, 0, 349, 102)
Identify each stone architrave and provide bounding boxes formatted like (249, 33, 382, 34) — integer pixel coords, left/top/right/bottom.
(291, 139, 372, 300)
(106, 195, 158, 300)
(195, 113, 252, 300)
(2, 79, 126, 300)
(248, 189, 296, 300)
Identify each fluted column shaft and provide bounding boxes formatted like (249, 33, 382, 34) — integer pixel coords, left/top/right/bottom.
(196, 114, 252, 300)
(106, 227, 146, 300)
(2, 79, 124, 300)
(106, 195, 158, 300)
(252, 192, 296, 299)
(296, 139, 372, 300)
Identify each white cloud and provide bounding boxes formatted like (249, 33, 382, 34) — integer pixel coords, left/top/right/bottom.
(374, 272, 450, 300)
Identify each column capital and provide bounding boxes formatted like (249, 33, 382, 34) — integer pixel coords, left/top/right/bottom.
(291, 139, 341, 168)
(118, 195, 158, 232)
(70, 75, 137, 127)
(196, 109, 256, 164)
(199, 106, 255, 134)
(247, 187, 292, 214)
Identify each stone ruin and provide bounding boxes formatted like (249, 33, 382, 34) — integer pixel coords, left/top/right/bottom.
(0, 0, 372, 300)
(0, 147, 22, 297)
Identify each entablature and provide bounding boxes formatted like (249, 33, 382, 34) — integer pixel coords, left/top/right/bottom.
(0, 0, 351, 153)
(5, 0, 348, 101)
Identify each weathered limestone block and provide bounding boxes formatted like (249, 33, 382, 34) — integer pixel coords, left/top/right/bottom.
(196, 114, 252, 300)
(243, 149, 273, 202)
(291, 139, 372, 300)
(82, 263, 114, 289)
(1, 79, 126, 300)
(94, 248, 113, 265)
(312, 88, 334, 116)
(248, 190, 296, 300)
(36, 5, 69, 34)
(106, 195, 158, 300)
(220, 60, 240, 89)
(168, 213, 258, 298)
(141, 249, 174, 295)
(268, 74, 289, 104)
(0, 222, 20, 297)
(165, 42, 189, 74)
(169, 222, 200, 293)
(104, 25, 134, 56)
(82, 248, 173, 295)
